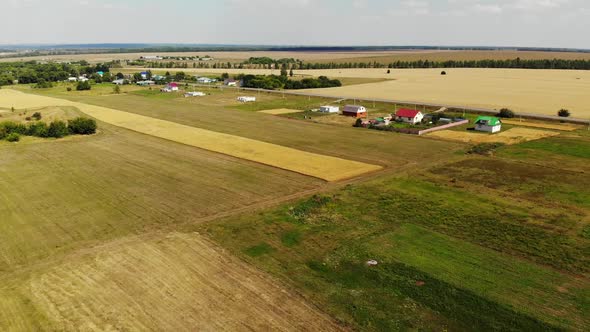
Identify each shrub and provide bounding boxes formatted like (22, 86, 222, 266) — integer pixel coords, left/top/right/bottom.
(32, 112, 42, 120)
(0, 121, 27, 135)
(441, 71, 447, 75)
(558, 109, 570, 117)
(33, 79, 53, 89)
(6, 133, 20, 142)
(113, 85, 121, 94)
(47, 120, 69, 138)
(27, 122, 49, 137)
(68, 117, 97, 135)
(76, 81, 91, 91)
(497, 108, 515, 118)
(66, 87, 72, 92)
(353, 118, 364, 128)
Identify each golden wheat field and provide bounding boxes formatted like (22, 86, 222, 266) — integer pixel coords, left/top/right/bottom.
(1, 232, 340, 331)
(136, 67, 590, 117)
(428, 127, 560, 145)
(0, 89, 381, 181)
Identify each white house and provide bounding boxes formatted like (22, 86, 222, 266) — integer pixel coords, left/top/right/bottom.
(136, 80, 155, 86)
(197, 77, 214, 84)
(224, 79, 237, 87)
(67, 77, 78, 82)
(112, 79, 126, 85)
(342, 105, 367, 118)
(474, 116, 502, 133)
(394, 109, 424, 124)
(237, 96, 256, 102)
(185, 91, 206, 97)
(78, 76, 89, 82)
(319, 106, 340, 113)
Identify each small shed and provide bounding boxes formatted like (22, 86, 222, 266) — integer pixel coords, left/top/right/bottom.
(319, 106, 339, 113)
(474, 116, 502, 133)
(394, 109, 424, 124)
(224, 79, 237, 86)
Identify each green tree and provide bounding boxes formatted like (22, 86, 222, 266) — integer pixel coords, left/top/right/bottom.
(280, 64, 288, 77)
(289, 68, 294, 77)
(68, 117, 97, 135)
(76, 81, 91, 91)
(558, 109, 570, 117)
(498, 108, 515, 118)
(113, 85, 121, 94)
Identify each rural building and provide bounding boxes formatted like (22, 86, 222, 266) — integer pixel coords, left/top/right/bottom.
(96, 71, 104, 77)
(319, 106, 340, 113)
(153, 75, 165, 81)
(197, 77, 214, 84)
(137, 80, 155, 86)
(140, 55, 162, 60)
(161, 83, 179, 92)
(394, 109, 424, 124)
(185, 91, 206, 97)
(78, 76, 89, 82)
(237, 96, 256, 102)
(474, 116, 502, 133)
(224, 79, 237, 86)
(67, 77, 77, 82)
(342, 105, 367, 118)
(112, 79, 126, 85)
(140, 72, 149, 80)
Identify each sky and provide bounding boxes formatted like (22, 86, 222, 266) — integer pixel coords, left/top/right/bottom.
(1, 0, 588, 49)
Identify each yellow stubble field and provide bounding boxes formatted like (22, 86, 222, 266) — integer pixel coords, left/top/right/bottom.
(2, 232, 340, 331)
(0, 89, 381, 181)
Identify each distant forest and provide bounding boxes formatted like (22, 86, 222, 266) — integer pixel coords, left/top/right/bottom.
(302, 58, 590, 70)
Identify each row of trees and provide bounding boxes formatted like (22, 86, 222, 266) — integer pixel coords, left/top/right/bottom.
(237, 74, 341, 90)
(298, 58, 590, 70)
(0, 117, 97, 142)
(498, 108, 571, 118)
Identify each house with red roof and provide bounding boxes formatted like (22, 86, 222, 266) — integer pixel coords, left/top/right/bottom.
(161, 82, 179, 93)
(394, 108, 424, 124)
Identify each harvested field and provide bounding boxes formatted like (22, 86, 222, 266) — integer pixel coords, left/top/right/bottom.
(502, 119, 582, 131)
(17, 232, 341, 331)
(133, 67, 590, 117)
(0, 89, 382, 181)
(259, 108, 304, 115)
(428, 127, 560, 145)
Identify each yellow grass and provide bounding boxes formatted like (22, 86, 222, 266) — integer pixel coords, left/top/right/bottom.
(5, 232, 340, 331)
(258, 108, 304, 115)
(0, 89, 381, 181)
(122, 68, 590, 118)
(502, 119, 581, 131)
(428, 127, 560, 145)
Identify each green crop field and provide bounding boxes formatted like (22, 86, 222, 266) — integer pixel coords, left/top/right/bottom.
(200, 135, 590, 331)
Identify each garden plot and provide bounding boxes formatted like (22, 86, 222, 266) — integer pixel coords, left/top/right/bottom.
(428, 127, 560, 145)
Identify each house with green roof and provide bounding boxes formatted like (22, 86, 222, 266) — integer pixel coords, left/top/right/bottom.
(474, 116, 502, 133)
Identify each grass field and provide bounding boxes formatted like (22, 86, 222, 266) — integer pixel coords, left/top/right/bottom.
(428, 127, 561, 144)
(3, 76, 590, 331)
(201, 136, 590, 330)
(502, 119, 583, 131)
(258, 108, 305, 115)
(0, 89, 382, 181)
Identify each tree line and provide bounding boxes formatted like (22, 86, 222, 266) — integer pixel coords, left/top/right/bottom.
(237, 74, 341, 90)
(297, 58, 590, 70)
(0, 117, 96, 142)
(0, 61, 112, 86)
